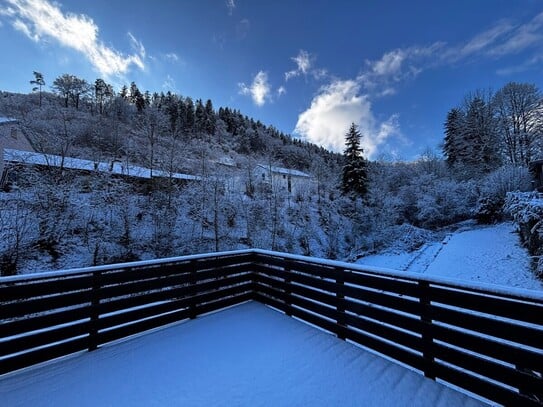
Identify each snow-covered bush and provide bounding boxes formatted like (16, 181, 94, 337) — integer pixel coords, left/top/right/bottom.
(474, 195, 504, 224)
(371, 223, 437, 253)
(476, 166, 532, 224)
(505, 192, 543, 277)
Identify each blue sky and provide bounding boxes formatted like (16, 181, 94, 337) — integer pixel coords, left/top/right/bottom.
(1, 0, 543, 159)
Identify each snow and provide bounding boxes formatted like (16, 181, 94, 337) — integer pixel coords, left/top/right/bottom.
(3, 148, 200, 181)
(0, 117, 16, 124)
(0, 302, 485, 407)
(359, 222, 542, 291)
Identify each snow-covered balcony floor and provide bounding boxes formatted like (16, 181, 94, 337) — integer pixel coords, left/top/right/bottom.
(1, 302, 485, 407)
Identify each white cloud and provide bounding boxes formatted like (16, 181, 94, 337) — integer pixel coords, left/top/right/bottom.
(293, 79, 399, 157)
(488, 12, 543, 56)
(1, 0, 145, 78)
(371, 49, 406, 77)
(442, 14, 543, 63)
(238, 71, 271, 106)
(454, 22, 513, 59)
(128, 32, 145, 59)
(285, 49, 312, 80)
(284, 49, 327, 81)
(359, 43, 442, 94)
(164, 52, 179, 62)
(226, 0, 235, 15)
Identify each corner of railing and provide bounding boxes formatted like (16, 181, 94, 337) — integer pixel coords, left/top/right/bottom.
(247, 249, 261, 301)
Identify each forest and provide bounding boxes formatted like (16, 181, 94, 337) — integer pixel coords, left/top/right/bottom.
(0, 73, 539, 276)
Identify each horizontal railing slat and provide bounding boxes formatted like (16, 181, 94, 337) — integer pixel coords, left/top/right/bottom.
(97, 292, 252, 346)
(2, 291, 93, 320)
(97, 273, 250, 315)
(428, 285, 543, 325)
(430, 303, 543, 350)
(432, 322, 543, 372)
(0, 275, 94, 301)
(0, 320, 90, 356)
(433, 342, 543, 396)
(98, 283, 253, 331)
(0, 336, 89, 376)
(1, 306, 92, 338)
(434, 362, 542, 407)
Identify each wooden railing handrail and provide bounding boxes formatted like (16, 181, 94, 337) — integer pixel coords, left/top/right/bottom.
(5, 248, 542, 303)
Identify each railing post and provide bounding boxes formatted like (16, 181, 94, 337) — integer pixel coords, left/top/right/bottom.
(88, 270, 101, 351)
(250, 251, 260, 301)
(284, 263, 292, 316)
(419, 280, 435, 380)
(335, 268, 346, 340)
(189, 260, 197, 319)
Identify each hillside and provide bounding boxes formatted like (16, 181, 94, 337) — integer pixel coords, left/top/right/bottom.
(0, 87, 541, 290)
(359, 222, 542, 290)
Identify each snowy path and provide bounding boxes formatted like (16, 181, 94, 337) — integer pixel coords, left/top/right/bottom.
(0, 302, 485, 407)
(359, 222, 542, 290)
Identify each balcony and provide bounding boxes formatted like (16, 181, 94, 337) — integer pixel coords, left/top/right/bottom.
(1, 249, 542, 406)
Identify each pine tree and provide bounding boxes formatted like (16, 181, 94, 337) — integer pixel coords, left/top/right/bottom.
(341, 123, 368, 198)
(184, 97, 195, 134)
(204, 99, 216, 135)
(30, 71, 45, 107)
(194, 99, 206, 134)
(443, 108, 464, 168)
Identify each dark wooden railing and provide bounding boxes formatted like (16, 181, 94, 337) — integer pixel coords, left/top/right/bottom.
(1, 249, 542, 406)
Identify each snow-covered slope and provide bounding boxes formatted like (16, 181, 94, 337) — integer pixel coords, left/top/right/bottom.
(359, 222, 542, 290)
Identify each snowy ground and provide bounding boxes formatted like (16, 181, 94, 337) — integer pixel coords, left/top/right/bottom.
(0, 302, 485, 407)
(359, 222, 542, 290)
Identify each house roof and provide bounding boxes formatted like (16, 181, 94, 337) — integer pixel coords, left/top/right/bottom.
(256, 164, 310, 178)
(0, 117, 17, 124)
(3, 149, 201, 181)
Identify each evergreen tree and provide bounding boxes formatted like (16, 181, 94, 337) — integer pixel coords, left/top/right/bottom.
(204, 99, 216, 135)
(94, 78, 113, 115)
(119, 85, 129, 100)
(194, 99, 206, 134)
(184, 97, 195, 134)
(341, 123, 368, 198)
(443, 92, 500, 179)
(30, 71, 45, 107)
(443, 108, 464, 168)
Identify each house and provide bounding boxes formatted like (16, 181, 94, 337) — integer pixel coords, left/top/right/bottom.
(1, 116, 200, 189)
(253, 164, 312, 194)
(0, 118, 35, 187)
(529, 159, 543, 191)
